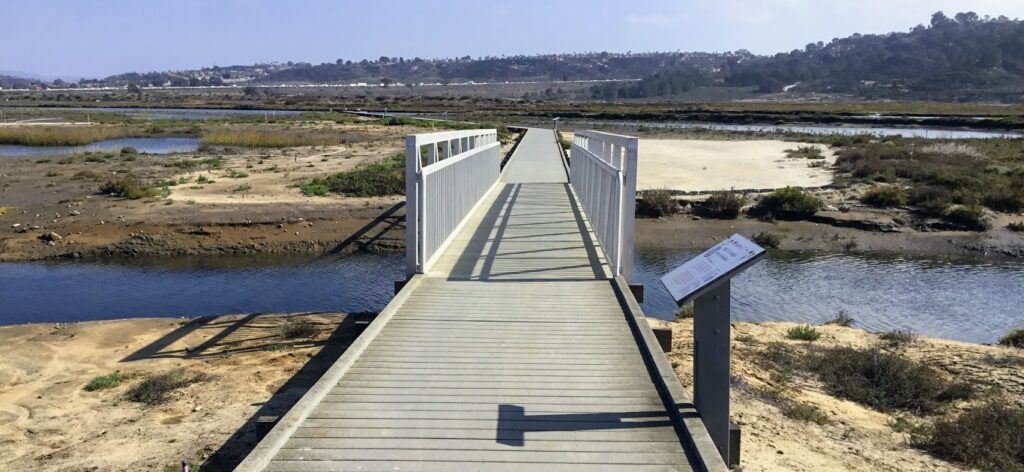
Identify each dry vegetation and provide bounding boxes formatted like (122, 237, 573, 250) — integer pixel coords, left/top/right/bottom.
(0, 125, 134, 146)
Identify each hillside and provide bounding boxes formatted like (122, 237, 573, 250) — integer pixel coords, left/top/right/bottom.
(722, 12, 1024, 100)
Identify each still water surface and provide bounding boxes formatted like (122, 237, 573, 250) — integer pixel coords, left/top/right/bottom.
(0, 137, 200, 157)
(1, 250, 1021, 344)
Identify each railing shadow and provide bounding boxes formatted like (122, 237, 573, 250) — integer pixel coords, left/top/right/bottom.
(495, 404, 674, 446)
(199, 313, 371, 471)
(326, 201, 406, 255)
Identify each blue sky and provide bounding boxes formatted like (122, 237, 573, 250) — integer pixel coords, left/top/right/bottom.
(3, 0, 1024, 79)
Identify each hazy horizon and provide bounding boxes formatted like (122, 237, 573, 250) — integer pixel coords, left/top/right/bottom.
(4, 0, 1024, 79)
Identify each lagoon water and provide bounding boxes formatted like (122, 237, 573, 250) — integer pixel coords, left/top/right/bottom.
(0, 137, 200, 157)
(1, 250, 1021, 344)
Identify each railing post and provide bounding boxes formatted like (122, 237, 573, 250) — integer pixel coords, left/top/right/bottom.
(621, 137, 638, 281)
(405, 136, 420, 277)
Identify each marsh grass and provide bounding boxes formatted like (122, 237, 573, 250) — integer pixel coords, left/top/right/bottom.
(306, 154, 404, 197)
(636, 189, 678, 218)
(99, 176, 168, 199)
(0, 125, 132, 146)
(202, 129, 338, 148)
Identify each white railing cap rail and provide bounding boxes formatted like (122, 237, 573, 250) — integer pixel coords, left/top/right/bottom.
(575, 129, 637, 147)
(408, 129, 496, 146)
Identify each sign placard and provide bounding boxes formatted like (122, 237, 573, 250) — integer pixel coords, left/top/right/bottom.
(660, 234, 765, 304)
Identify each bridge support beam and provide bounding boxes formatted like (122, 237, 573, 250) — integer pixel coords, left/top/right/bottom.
(693, 280, 733, 464)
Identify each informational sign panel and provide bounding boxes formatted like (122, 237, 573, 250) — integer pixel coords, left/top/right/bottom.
(660, 234, 765, 304)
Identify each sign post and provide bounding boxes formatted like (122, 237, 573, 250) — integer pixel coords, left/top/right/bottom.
(659, 234, 766, 466)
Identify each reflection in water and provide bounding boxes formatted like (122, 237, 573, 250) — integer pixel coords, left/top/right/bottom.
(634, 248, 1024, 344)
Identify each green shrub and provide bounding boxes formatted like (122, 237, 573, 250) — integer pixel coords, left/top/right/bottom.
(917, 401, 1024, 471)
(125, 370, 208, 405)
(1000, 328, 1024, 349)
(307, 154, 404, 197)
(943, 205, 991, 231)
(233, 184, 252, 193)
(787, 325, 821, 342)
(636, 189, 678, 218)
(752, 231, 782, 249)
(226, 170, 249, 179)
(862, 185, 908, 207)
(120, 146, 138, 154)
(813, 347, 958, 413)
(701, 190, 745, 219)
(909, 185, 953, 216)
(98, 176, 166, 199)
(84, 372, 129, 391)
(300, 183, 329, 196)
(750, 187, 821, 220)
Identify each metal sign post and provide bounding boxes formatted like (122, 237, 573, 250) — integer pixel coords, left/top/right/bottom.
(659, 234, 766, 466)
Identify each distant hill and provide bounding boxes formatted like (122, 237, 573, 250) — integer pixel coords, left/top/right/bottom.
(722, 11, 1024, 100)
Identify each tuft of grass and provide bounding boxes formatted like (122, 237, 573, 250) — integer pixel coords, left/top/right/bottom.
(862, 185, 908, 208)
(279, 318, 320, 340)
(636, 189, 678, 218)
(125, 370, 208, 406)
(785, 403, 831, 425)
(825, 310, 856, 327)
(701, 190, 745, 219)
(916, 401, 1024, 471)
(751, 231, 782, 249)
(72, 169, 104, 180)
(120, 146, 138, 154)
(196, 174, 214, 184)
(226, 169, 249, 179)
(785, 146, 825, 160)
(84, 372, 130, 391)
(0, 125, 131, 146)
(787, 324, 821, 342)
(1000, 328, 1024, 349)
(99, 176, 168, 199)
(943, 205, 991, 231)
(749, 186, 822, 220)
(202, 129, 338, 148)
(306, 154, 405, 197)
(233, 183, 252, 193)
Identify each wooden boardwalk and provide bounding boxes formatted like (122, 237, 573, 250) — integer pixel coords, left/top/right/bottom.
(239, 129, 725, 472)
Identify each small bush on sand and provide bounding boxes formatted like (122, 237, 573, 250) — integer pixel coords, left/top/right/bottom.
(279, 318, 320, 339)
(300, 182, 329, 196)
(909, 185, 953, 216)
(785, 146, 825, 160)
(701, 190, 745, 219)
(917, 401, 1024, 471)
(636, 189, 678, 218)
(125, 370, 208, 405)
(120, 146, 138, 154)
(812, 347, 968, 413)
(306, 154, 404, 197)
(84, 372, 130, 391)
(749, 187, 821, 220)
(1000, 328, 1024, 349)
(862, 185, 908, 207)
(787, 325, 821, 342)
(825, 311, 855, 327)
(99, 176, 167, 199)
(785, 403, 831, 425)
(943, 205, 991, 231)
(1008, 222, 1024, 232)
(879, 329, 917, 348)
(72, 170, 104, 180)
(675, 304, 694, 320)
(752, 231, 782, 249)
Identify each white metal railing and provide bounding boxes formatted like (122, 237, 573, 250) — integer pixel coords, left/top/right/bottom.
(405, 129, 501, 276)
(569, 130, 638, 279)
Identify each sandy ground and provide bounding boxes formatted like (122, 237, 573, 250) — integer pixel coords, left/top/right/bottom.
(0, 313, 365, 471)
(651, 318, 1024, 472)
(3, 314, 1020, 471)
(636, 139, 836, 192)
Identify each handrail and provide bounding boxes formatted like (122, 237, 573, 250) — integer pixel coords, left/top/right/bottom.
(405, 129, 501, 276)
(569, 130, 638, 280)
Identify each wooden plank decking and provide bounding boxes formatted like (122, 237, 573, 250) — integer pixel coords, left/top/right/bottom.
(239, 129, 722, 472)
